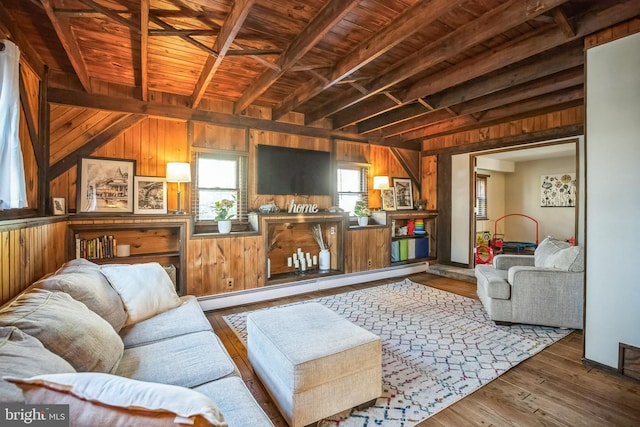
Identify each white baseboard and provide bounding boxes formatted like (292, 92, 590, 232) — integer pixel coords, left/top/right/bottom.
(198, 262, 429, 311)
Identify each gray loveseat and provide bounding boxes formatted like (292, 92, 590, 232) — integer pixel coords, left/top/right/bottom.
(475, 237, 584, 329)
(0, 258, 273, 427)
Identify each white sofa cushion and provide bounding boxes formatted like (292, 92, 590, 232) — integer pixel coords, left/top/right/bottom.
(475, 264, 510, 299)
(549, 245, 584, 272)
(0, 327, 76, 402)
(0, 289, 123, 373)
(35, 267, 127, 332)
(101, 262, 181, 325)
(119, 296, 212, 348)
(115, 331, 237, 388)
(7, 373, 227, 427)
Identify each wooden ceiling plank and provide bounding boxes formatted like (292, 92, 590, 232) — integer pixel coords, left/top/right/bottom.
(41, 0, 92, 92)
(402, 0, 640, 102)
(191, 0, 256, 108)
(78, 0, 139, 33)
(0, 3, 46, 78)
(48, 114, 146, 179)
(305, 0, 569, 124)
(149, 29, 219, 37)
(233, 0, 360, 115)
(140, 0, 149, 101)
(273, 0, 466, 120)
(48, 88, 370, 144)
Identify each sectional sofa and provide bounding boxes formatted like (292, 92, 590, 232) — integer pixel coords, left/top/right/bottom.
(0, 258, 274, 426)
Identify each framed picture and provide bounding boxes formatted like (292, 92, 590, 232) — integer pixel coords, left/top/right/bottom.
(393, 178, 414, 210)
(381, 187, 396, 211)
(78, 157, 135, 214)
(134, 176, 167, 214)
(52, 197, 66, 215)
(540, 173, 576, 207)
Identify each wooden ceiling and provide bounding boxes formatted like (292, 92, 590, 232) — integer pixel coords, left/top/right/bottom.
(1, 0, 639, 149)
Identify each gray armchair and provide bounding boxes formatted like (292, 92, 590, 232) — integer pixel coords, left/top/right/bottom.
(475, 237, 584, 329)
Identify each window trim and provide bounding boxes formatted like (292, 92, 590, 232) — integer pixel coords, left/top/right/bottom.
(336, 161, 370, 216)
(476, 174, 489, 220)
(192, 149, 248, 226)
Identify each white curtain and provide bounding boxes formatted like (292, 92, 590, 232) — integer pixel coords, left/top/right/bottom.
(0, 39, 27, 209)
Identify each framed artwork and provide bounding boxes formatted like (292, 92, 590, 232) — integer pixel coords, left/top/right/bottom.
(52, 197, 66, 215)
(393, 178, 414, 210)
(381, 187, 396, 211)
(134, 176, 167, 214)
(540, 173, 576, 207)
(78, 157, 135, 214)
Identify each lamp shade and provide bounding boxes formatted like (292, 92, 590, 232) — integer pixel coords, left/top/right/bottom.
(373, 176, 389, 190)
(166, 162, 191, 183)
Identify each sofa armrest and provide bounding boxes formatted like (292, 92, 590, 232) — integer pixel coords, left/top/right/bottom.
(493, 254, 534, 271)
(507, 266, 584, 329)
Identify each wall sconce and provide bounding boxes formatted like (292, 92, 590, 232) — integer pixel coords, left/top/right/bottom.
(373, 176, 390, 190)
(166, 162, 191, 215)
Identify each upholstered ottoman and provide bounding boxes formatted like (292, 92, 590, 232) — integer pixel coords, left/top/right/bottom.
(247, 302, 381, 427)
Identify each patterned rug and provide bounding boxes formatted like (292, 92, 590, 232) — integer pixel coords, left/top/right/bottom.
(223, 279, 571, 426)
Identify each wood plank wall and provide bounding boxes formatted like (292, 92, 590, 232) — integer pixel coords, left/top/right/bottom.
(0, 219, 67, 305)
(19, 60, 40, 209)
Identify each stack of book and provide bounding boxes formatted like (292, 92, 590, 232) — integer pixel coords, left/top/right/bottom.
(75, 235, 117, 260)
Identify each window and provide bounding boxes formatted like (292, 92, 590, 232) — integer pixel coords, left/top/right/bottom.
(336, 163, 369, 215)
(476, 174, 488, 219)
(193, 151, 248, 223)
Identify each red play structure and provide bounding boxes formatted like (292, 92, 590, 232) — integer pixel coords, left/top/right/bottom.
(491, 213, 539, 254)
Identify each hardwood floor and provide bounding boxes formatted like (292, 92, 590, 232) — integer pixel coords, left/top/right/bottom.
(205, 273, 640, 427)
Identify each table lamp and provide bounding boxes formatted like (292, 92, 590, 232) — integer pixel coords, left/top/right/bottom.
(166, 162, 191, 215)
(373, 176, 390, 190)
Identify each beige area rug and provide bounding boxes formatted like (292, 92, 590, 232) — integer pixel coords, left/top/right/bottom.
(224, 279, 571, 426)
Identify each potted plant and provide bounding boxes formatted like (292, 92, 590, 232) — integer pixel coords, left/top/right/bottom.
(213, 197, 235, 234)
(353, 200, 370, 226)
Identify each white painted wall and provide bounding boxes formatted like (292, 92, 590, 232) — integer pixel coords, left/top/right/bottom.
(451, 153, 470, 264)
(504, 156, 576, 242)
(585, 32, 640, 368)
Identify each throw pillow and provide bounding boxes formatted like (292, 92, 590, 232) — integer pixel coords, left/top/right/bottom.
(0, 327, 76, 402)
(35, 269, 127, 332)
(549, 245, 584, 272)
(534, 236, 570, 268)
(101, 262, 181, 325)
(7, 373, 227, 427)
(0, 289, 124, 373)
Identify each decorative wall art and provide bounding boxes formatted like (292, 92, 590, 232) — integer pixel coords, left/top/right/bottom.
(52, 197, 66, 215)
(393, 178, 414, 210)
(381, 188, 396, 211)
(78, 157, 136, 213)
(540, 173, 576, 207)
(134, 176, 167, 214)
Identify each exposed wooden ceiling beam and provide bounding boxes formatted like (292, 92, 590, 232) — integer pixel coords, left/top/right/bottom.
(149, 15, 217, 56)
(355, 44, 584, 134)
(191, 0, 255, 108)
(553, 8, 576, 38)
(380, 68, 583, 138)
(401, 0, 640, 103)
(78, 0, 139, 33)
(233, 0, 359, 115)
(272, 0, 467, 120)
(304, 0, 569, 124)
(41, 0, 92, 92)
(140, 0, 149, 101)
(47, 88, 372, 145)
(389, 87, 584, 145)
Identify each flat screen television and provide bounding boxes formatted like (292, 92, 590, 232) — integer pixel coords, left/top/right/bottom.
(256, 144, 331, 195)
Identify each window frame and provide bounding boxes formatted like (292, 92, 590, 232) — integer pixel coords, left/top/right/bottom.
(476, 174, 489, 220)
(335, 162, 370, 217)
(192, 149, 248, 228)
